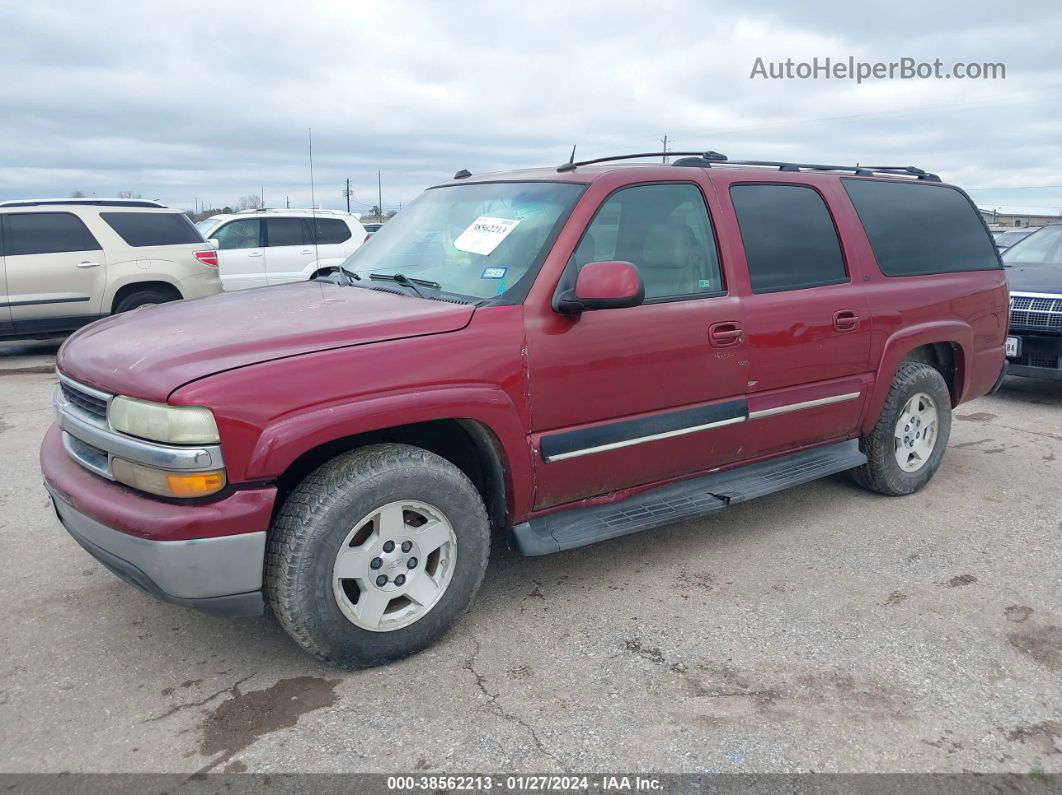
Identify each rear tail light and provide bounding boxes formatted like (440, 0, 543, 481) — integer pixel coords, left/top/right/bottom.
(194, 249, 218, 267)
(363, 233, 371, 243)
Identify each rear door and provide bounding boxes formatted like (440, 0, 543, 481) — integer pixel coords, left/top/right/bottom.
(720, 179, 872, 457)
(2, 211, 108, 333)
(263, 217, 313, 285)
(0, 220, 11, 333)
(212, 218, 266, 289)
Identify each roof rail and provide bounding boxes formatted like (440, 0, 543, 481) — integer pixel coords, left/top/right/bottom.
(556, 151, 940, 181)
(232, 207, 353, 215)
(0, 198, 167, 208)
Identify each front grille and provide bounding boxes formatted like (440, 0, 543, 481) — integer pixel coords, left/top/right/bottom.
(60, 381, 108, 420)
(1022, 355, 1062, 369)
(1010, 294, 1062, 330)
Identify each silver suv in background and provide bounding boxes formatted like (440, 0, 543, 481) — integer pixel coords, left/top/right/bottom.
(0, 199, 222, 340)
(195, 208, 367, 290)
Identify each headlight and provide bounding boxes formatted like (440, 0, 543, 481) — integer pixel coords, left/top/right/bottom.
(108, 396, 220, 444)
(112, 459, 226, 498)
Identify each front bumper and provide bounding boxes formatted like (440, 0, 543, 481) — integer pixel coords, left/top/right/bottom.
(1005, 330, 1062, 381)
(49, 489, 265, 616)
(41, 423, 274, 617)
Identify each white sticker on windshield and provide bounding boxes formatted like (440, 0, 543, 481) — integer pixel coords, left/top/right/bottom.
(454, 216, 520, 256)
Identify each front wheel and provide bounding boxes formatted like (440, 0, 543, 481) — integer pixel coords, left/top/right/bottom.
(852, 361, 953, 496)
(265, 444, 490, 666)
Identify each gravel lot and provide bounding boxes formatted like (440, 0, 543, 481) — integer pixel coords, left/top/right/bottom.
(1, 348, 1059, 775)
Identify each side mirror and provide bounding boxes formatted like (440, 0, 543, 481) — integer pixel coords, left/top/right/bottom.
(208, 238, 221, 250)
(557, 261, 645, 314)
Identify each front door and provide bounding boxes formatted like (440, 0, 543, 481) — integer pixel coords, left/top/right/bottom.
(213, 218, 266, 290)
(724, 181, 872, 457)
(2, 211, 107, 331)
(525, 181, 749, 509)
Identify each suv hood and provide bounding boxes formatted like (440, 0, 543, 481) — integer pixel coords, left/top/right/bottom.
(58, 282, 476, 401)
(1005, 261, 1062, 295)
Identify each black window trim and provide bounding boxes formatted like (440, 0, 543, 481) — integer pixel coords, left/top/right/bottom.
(552, 179, 729, 309)
(728, 180, 852, 295)
(0, 210, 102, 256)
(99, 210, 204, 248)
(840, 177, 1004, 277)
(262, 216, 306, 248)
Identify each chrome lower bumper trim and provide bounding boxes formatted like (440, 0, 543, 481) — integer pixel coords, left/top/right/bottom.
(48, 487, 265, 600)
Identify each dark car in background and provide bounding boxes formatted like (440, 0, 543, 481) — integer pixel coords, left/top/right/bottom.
(1002, 224, 1062, 381)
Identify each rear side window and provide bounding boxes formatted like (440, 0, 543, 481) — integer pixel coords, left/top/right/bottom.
(305, 218, 353, 245)
(265, 217, 304, 247)
(842, 180, 1000, 276)
(730, 184, 848, 293)
(4, 212, 100, 255)
(101, 212, 204, 247)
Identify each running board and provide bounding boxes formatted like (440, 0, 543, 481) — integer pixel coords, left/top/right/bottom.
(508, 440, 865, 556)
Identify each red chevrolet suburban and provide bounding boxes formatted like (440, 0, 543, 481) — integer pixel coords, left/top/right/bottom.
(41, 152, 1008, 665)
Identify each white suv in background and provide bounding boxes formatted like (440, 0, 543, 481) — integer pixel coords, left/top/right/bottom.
(0, 198, 222, 340)
(195, 209, 367, 290)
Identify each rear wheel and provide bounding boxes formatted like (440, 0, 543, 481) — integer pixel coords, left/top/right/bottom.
(265, 443, 491, 666)
(113, 288, 178, 313)
(853, 361, 952, 496)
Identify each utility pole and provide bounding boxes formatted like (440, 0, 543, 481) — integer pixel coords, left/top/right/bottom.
(661, 134, 669, 164)
(343, 178, 352, 214)
(261, 186, 265, 208)
(377, 171, 383, 222)
(286, 195, 290, 209)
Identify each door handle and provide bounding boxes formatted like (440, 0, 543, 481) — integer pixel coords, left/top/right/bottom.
(833, 310, 860, 332)
(300, 249, 313, 254)
(709, 321, 743, 347)
(247, 251, 263, 258)
(76, 260, 100, 268)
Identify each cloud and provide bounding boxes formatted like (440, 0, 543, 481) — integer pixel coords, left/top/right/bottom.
(1, 0, 1061, 212)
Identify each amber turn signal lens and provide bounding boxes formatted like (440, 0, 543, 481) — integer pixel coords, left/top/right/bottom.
(166, 471, 226, 498)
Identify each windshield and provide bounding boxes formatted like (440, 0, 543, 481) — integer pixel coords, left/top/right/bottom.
(995, 229, 1034, 247)
(337, 181, 585, 300)
(1002, 224, 1062, 264)
(196, 218, 222, 236)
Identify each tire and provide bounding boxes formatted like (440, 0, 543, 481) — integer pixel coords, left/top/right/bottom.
(265, 443, 491, 666)
(852, 361, 953, 496)
(113, 288, 177, 313)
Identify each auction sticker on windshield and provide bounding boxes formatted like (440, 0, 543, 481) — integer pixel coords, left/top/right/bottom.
(454, 216, 520, 256)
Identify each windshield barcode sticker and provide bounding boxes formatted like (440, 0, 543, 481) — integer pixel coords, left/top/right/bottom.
(454, 216, 520, 256)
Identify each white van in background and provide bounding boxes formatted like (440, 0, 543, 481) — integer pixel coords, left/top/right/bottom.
(195, 209, 367, 290)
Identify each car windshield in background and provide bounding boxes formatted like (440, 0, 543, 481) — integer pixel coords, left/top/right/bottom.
(338, 181, 585, 300)
(994, 228, 1036, 248)
(195, 218, 222, 236)
(1001, 224, 1062, 264)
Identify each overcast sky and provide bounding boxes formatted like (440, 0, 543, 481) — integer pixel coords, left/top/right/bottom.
(2, 0, 1061, 215)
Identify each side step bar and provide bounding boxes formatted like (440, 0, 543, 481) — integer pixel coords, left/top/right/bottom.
(507, 440, 866, 556)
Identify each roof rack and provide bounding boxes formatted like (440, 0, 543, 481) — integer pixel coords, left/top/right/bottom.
(556, 151, 940, 181)
(0, 198, 167, 208)
(232, 207, 354, 215)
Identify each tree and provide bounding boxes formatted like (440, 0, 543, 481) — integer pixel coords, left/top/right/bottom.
(70, 190, 86, 198)
(369, 204, 382, 219)
(238, 195, 264, 210)
(385, 209, 397, 219)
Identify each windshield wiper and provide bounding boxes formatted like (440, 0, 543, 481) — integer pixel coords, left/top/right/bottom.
(369, 272, 440, 298)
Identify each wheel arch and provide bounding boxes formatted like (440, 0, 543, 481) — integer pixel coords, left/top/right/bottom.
(108, 280, 182, 314)
(270, 418, 513, 532)
(861, 322, 971, 435)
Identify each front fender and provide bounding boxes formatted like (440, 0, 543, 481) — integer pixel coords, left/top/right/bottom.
(860, 320, 972, 435)
(244, 385, 534, 517)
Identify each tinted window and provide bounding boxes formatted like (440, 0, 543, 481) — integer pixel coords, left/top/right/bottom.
(307, 218, 352, 245)
(212, 219, 262, 250)
(572, 183, 723, 299)
(101, 212, 203, 247)
(265, 218, 304, 247)
(4, 212, 100, 255)
(730, 184, 847, 293)
(842, 179, 1000, 276)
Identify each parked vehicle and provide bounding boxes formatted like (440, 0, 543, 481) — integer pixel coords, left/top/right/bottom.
(1001, 224, 1062, 381)
(0, 199, 221, 340)
(994, 226, 1040, 251)
(41, 153, 1007, 665)
(363, 223, 383, 235)
(195, 208, 367, 290)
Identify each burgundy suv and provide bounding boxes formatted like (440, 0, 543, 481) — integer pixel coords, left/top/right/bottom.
(41, 152, 1008, 665)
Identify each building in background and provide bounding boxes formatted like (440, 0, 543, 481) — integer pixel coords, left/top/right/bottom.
(979, 205, 1062, 229)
